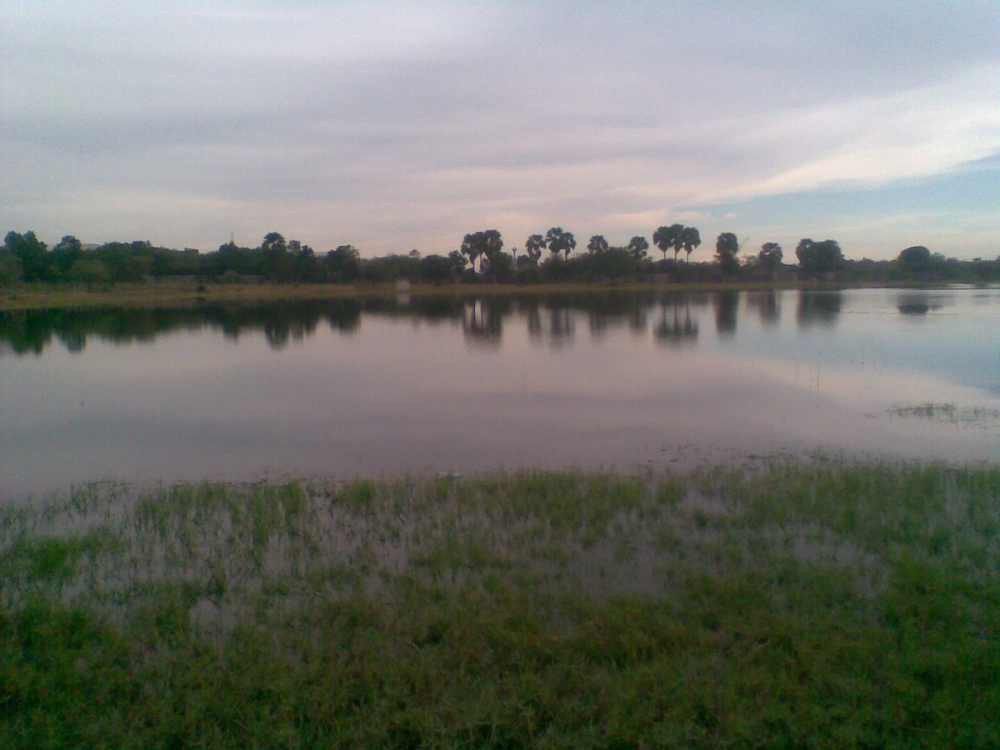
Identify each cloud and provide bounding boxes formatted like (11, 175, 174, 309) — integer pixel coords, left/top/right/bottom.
(728, 65, 999, 199)
(1, 1, 997, 257)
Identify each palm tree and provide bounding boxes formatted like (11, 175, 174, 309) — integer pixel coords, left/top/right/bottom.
(561, 232, 576, 259)
(525, 234, 545, 263)
(587, 235, 609, 254)
(627, 236, 649, 260)
(680, 227, 701, 263)
(652, 224, 684, 266)
(461, 230, 503, 273)
(545, 227, 576, 259)
(461, 235, 481, 272)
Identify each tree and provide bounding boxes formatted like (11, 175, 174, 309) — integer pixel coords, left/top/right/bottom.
(796, 239, 844, 278)
(418, 254, 453, 285)
(589, 247, 638, 279)
(562, 232, 576, 260)
(0, 253, 22, 287)
(53, 235, 82, 253)
(4, 230, 49, 282)
(324, 245, 361, 283)
(680, 227, 701, 263)
(448, 250, 468, 275)
(96, 241, 154, 283)
(483, 251, 514, 282)
(67, 259, 111, 286)
(289, 240, 321, 281)
(758, 242, 783, 274)
(898, 245, 931, 270)
(652, 224, 684, 265)
(587, 235, 609, 255)
(51, 235, 85, 278)
(461, 230, 503, 273)
(261, 232, 289, 279)
(461, 238, 481, 272)
(525, 234, 545, 263)
(627, 236, 649, 260)
(715, 232, 740, 276)
(261, 232, 286, 255)
(545, 227, 576, 259)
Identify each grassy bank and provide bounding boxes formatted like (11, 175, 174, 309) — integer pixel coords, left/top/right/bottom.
(2, 457, 998, 747)
(0, 279, 913, 313)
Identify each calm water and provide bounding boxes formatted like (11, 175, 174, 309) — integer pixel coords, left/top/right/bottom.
(2, 287, 998, 500)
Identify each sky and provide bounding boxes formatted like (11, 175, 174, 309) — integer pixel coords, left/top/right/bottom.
(2, 1, 998, 261)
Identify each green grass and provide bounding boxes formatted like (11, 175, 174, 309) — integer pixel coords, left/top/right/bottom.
(1, 458, 998, 747)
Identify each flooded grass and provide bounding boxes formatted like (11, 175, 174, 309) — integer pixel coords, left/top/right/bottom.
(886, 403, 1000, 427)
(2, 457, 998, 747)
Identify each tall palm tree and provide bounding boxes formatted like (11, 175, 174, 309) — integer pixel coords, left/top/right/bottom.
(525, 234, 545, 263)
(627, 236, 649, 260)
(545, 227, 576, 259)
(680, 227, 701, 263)
(652, 224, 684, 266)
(461, 235, 481, 272)
(587, 235, 609, 254)
(561, 232, 576, 259)
(462, 229, 503, 274)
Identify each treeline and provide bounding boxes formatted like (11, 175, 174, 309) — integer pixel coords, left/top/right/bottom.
(3, 227, 998, 287)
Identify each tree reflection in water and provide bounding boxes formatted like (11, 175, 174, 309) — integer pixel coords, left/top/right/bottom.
(462, 299, 504, 348)
(653, 295, 699, 347)
(0, 290, 861, 356)
(548, 306, 575, 347)
(523, 299, 544, 343)
(746, 291, 780, 326)
(714, 291, 739, 336)
(0, 300, 363, 355)
(796, 291, 843, 328)
(897, 292, 941, 316)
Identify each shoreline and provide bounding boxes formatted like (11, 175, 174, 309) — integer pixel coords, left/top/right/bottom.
(0, 278, 978, 312)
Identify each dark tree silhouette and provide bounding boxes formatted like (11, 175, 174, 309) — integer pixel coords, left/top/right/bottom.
(715, 233, 740, 276)
(627, 236, 649, 260)
(545, 228, 576, 259)
(587, 235, 609, 255)
(653, 224, 684, 265)
(796, 239, 844, 278)
(680, 227, 701, 263)
(898, 245, 931, 269)
(461, 230, 503, 273)
(4, 230, 49, 282)
(325, 245, 361, 283)
(525, 234, 545, 263)
(758, 242, 783, 274)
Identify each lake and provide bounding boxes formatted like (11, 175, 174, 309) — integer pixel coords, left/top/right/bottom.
(2, 286, 998, 500)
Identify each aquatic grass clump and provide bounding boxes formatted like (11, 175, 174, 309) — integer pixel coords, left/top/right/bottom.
(1, 458, 998, 747)
(886, 402, 1000, 427)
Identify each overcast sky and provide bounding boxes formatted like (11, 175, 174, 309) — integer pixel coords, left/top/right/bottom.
(2, 1, 998, 260)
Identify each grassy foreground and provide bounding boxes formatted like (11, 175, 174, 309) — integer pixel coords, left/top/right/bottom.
(1, 458, 998, 748)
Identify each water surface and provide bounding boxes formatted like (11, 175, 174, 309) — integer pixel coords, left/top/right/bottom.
(2, 287, 998, 500)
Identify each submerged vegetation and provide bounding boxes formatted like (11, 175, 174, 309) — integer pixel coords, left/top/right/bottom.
(886, 403, 1000, 428)
(2, 458, 998, 746)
